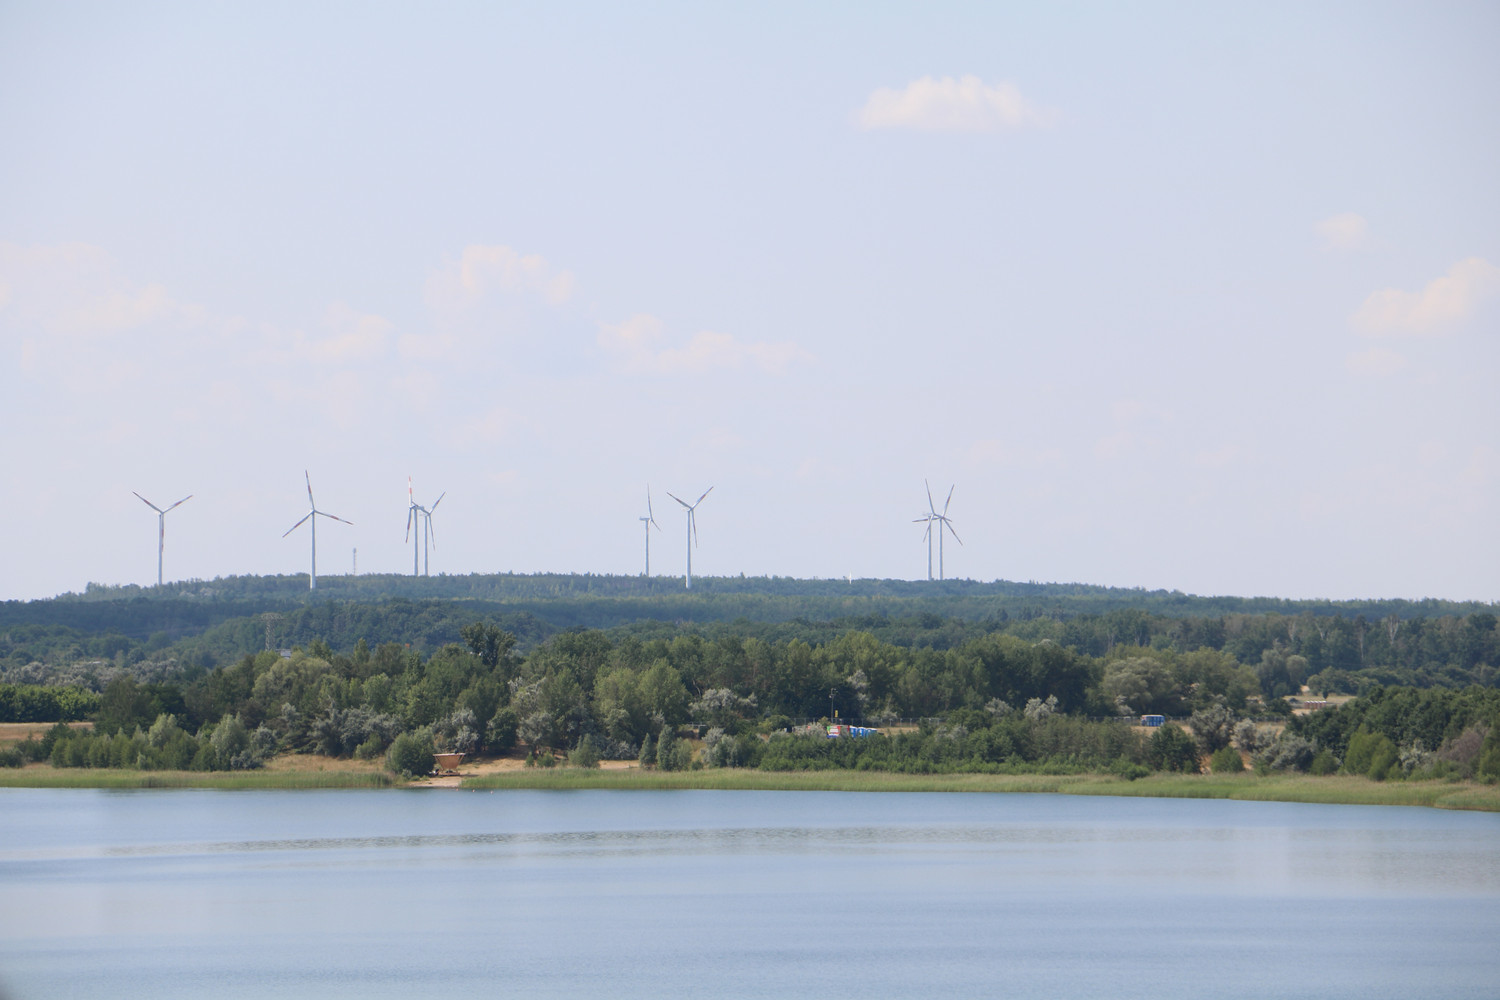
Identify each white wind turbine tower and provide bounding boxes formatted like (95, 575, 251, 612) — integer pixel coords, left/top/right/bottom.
(405, 479, 422, 577)
(666, 486, 713, 589)
(639, 486, 660, 577)
(133, 491, 192, 587)
(914, 480, 962, 581)
(282, 471, 352, 590)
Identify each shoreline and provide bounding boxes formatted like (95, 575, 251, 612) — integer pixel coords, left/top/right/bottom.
(2, 764, 1496, 811)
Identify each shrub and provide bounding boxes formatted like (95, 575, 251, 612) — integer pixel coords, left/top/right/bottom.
(487, 707, 519, 754)
(1190, 706, 1237, 755)
(638, 733, 656, 769)
(568, 735, 601, 769)
(1108, 758, 1151, 781)
(0, 746, 23, 768)
(1308, 749, 1338, 775)
(1258, 734, 1316, 773)
(1146, 723, 1199, 773)
(1209, 746, 1244, 774)
(386, 733, 435, 777)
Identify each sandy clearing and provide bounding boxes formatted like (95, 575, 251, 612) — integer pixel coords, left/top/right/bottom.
(0, 721, 92, 745)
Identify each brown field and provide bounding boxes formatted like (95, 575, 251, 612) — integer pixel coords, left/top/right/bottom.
(0, 721, 92, 746)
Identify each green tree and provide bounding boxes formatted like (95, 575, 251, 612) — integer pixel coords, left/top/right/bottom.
(386, 732, 435, 777)
(1145, 723, 1198, 773)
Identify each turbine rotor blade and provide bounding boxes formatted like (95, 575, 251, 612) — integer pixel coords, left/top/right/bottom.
(691, 510, 699, 547)
(320, 511, 353, 526)
(695, 486, 714, 506)
(945, 520, 963, 545)
(426, 514, 437, 549)
(133, 492, 163, 513)
(666, 491, 691, 510)
(943, 485, 954, 515)
(283, 512, 312, 537)
(430, 492, 445, 512)
(925, 479, 936, 514)
(164, 495, 193, 513)
(304, 470, 315, 506)
(405, 509, 413, 542)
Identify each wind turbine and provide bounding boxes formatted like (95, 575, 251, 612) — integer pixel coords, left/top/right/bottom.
(133, 491, 192, 587)
(421, 491, 444, 576)
(666, 486, 712, 589)
(914, 480, 962, 581)
(404, 478, 445, 577)
(282, 471, 352, 590)
(639, 486, 660, 577)
(405, 478, 421, 576)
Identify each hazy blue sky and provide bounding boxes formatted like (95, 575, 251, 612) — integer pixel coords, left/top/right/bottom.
(2, 1, 1496, 602)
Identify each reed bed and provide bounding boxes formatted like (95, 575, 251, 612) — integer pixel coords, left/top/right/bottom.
(0, 768, 395, 790)
(459, 767, 1500, 810)
(5, 764, 1494, 810)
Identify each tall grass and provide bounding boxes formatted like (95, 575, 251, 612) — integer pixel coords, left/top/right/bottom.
(459, 767, 1500, 810)
(0, 768, 394, 789)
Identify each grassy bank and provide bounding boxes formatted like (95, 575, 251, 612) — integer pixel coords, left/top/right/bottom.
(459, 768, 1500, 811)
(4, 762, 1495, 810)
(0, 767, 394, 789)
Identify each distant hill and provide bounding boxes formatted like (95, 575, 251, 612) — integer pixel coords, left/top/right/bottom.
(2, 572, 1493, 691)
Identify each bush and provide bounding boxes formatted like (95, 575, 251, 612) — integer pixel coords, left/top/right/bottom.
(487, 707, 519, 754)
(655, 731, 692, 772)
(1209, 746, 1244, 774)
(638, 733, 656, 769)
(1146, 723, 1199, 773)
(1190, 706, 1237, 756)
(386, 733, 435, 777)
(1258, 734, 1316, 773)
(1108, 758, 1151, 781)
(0, 746, 24, 768)
(1308, 749, 1338, 775)
(568, 735, 601, 769)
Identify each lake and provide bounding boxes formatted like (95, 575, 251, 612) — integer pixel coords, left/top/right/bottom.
(2, 788, 1497, 999)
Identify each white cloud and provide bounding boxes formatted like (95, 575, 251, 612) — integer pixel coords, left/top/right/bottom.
(857, 75, 1054, 132)
(451, 406, 523, 447)
(1315, 212, 1371, 251)
(1346, 346, 1408, 377)
(291, 303, 392, 364)
(1352, 257, 1500, 335)
(426, 244, 576, 311)
(598, 314, 813, 375)
(0, 242, 201, 338)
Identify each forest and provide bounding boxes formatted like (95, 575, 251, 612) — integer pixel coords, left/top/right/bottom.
(2, 573, 1497, 781)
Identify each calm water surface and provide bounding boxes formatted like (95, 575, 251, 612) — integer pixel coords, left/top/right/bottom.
(1, 788, 1497, 999)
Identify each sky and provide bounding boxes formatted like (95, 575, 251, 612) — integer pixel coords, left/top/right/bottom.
(1, 1, 1497, 603)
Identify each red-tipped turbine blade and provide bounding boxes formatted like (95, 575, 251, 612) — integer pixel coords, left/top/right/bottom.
(283, 512, 312, 537)
(165, 495, 193, 512)
(430, 492, 445, 512)
(943, 485, 954, 516)
(133, 492, 163, 514)
(696, 486, 714, 506)
(667, 491, 691, 510)
(304, 471, 315, 506)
